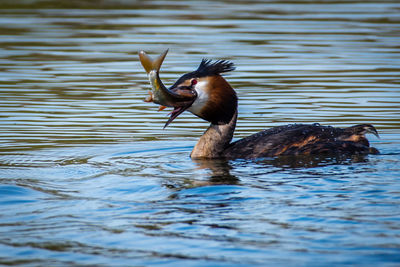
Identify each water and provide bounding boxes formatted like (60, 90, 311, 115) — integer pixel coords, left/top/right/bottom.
(1, 0, 400, 266)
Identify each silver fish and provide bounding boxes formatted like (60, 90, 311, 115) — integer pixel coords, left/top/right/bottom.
(138, 49, 195, 108)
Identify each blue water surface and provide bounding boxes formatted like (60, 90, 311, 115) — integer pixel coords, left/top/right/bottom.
(0, 0, 400, 266)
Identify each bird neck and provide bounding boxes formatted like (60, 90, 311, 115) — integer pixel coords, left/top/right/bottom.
(190, 110, 237, 159)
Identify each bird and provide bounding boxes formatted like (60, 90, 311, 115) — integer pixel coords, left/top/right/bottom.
(139, 51, 379, 159)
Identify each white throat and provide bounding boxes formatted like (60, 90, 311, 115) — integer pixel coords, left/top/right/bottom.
(188, 80, 209, 115)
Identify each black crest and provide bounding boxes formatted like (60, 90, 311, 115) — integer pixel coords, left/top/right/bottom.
(170, 59, 235, 89)
(195, 59, 235, 77)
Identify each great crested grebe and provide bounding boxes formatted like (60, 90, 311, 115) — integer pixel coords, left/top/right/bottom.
(139, 50, 379, 159)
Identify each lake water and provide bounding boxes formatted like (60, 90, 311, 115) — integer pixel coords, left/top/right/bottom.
(0, 1, 399, 266)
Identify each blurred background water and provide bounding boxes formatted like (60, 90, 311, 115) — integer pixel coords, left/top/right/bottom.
(0, 0, 399, 266)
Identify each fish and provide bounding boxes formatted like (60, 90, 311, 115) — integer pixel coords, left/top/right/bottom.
(138, 49, 196, 110)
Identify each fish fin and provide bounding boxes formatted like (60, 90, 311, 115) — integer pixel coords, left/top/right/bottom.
(144, 91, 153, 102)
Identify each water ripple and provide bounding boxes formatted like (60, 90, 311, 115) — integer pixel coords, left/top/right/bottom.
(0, 1, 400, 266)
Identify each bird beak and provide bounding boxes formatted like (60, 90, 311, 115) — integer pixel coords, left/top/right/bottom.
(162, 86, 197, 128)
(139, 50, 196, 128)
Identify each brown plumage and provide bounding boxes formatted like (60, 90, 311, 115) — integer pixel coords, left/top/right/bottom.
(191, 75, 237, 125)
(223, 123, 379, 159)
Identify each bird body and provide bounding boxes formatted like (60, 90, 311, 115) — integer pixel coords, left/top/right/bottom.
(223, 123, 378, 159)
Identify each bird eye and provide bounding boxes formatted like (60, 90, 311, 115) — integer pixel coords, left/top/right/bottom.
(191, 79, 197, 86)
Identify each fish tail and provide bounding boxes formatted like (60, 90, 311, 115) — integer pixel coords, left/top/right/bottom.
(139, 49, 169, 74)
